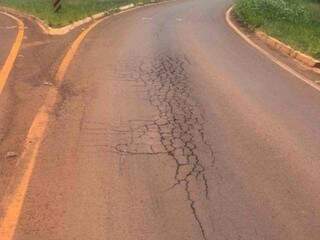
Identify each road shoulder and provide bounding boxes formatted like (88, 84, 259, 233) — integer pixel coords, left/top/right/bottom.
(226, 6, 320, 91)
(0, 12, 82, 217)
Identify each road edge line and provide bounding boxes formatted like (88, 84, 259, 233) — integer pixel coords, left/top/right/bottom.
(0, 18, 103, 240)
(225, 6, 320, 93)
(0, 12, 24, 95)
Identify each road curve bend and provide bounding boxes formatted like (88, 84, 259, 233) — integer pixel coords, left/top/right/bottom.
(5, 0, 320, 239)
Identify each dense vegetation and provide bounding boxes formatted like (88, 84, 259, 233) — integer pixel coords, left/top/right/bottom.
(0, 0, 152, 27)
(235, 0, 320, 59)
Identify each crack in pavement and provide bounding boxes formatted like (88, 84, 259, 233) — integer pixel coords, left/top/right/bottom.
(109, 53, 215, 239)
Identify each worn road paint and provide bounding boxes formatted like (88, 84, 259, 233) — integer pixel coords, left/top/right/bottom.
(0, 1, 177, 236)
(55, 20, 102, 83)
(0, 19, 103, 240)
(0, 12, 24, 95)
(225, 6, 320, 93)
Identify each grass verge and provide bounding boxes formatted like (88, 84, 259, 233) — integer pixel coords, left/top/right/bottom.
(234, 0, 320, 59)
(0, 0, 155, 27)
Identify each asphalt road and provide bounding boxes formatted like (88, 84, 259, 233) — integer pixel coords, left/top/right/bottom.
(0, 13, 18, 143)
(8, 0, 320, 239)
(0, 13, 17, 68)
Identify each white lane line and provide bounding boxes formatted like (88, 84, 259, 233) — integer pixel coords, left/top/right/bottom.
(225, 6, 320, 93)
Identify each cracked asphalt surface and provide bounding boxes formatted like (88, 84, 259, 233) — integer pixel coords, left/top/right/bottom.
(6, 0, 320, 239)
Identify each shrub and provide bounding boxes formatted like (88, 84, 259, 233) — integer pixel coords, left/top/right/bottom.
(235, 0, 312, 27)
(234, 0, 320, 59)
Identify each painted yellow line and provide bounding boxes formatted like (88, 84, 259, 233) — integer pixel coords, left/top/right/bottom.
(0, 19, 103, 240)
(55, 20, 101, 84)
(0, 12, 24, 94)
(225, 6, 320, 93)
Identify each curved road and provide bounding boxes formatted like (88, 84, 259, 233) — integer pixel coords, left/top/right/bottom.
(10, 0, 320, 239)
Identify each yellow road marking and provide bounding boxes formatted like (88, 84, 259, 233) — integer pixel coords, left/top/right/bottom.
(225, 6, 320, 93)
(55, 20, 101, 83)
(0, 19, 103, 240)
(0, 12, 24, 94)
(0, 2, 176, 237)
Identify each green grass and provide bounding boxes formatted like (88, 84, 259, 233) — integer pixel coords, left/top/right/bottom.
(0, 0, 153, 27)
(234, 0, 320, 59)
